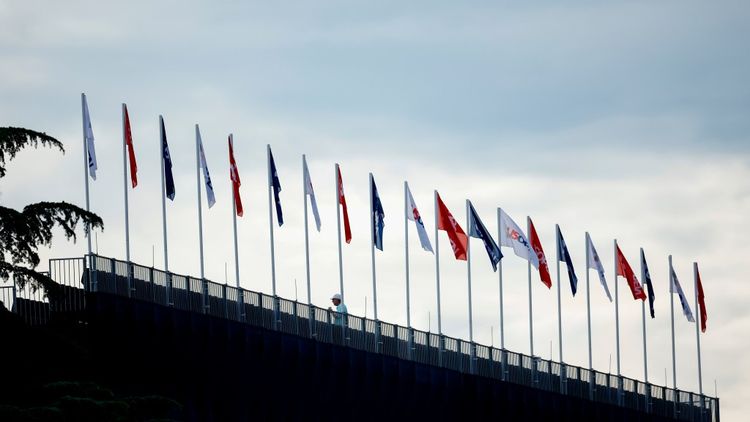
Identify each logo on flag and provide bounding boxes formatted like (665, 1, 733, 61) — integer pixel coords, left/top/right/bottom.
(557, 226, 578, 295)
(160, 117, 175, 201)
(436, 193, 468, 261)
(405, 183, 433, 253)
(197, 129, 216, 208)
(82, 94, 98, 180)
(499, 209, 539, 268)
(303, 156, 321, 231)
(371, 175, 385, 251)
(123, 105, 137, 188)
(468, 201, 502, 271)
(268, 146, 283, 226)
(615, 245, 647, 301)
(228, 136, 243, 217)
(586, 234, 612, 302)
(670, 266, 695, 322)
(528, 218, 551, 288)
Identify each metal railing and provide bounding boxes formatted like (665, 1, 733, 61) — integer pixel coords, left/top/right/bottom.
(5, 254, 719, 422)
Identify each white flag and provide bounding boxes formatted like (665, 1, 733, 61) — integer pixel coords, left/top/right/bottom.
(586, 234, 613, 302)
(197, 129, 216, 208)
(498, 208, 538, 267)
(405, 183, 433, 253)
(303, 156, 321, 231)
(82, 93, 97, 180)
(670, 267, 695, 322)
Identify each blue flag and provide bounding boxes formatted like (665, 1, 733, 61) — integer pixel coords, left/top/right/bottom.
(640, 249, 656, 318)
(161, 117, 175, 201)
(371, 175, 384, 251)
(468, 202, 502, 271)
(268, 147, 283, 226)
(556, 226, 578, 295)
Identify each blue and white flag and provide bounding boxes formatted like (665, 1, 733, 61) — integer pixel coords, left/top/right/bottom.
(405, 183, 433, 253)
(268, 146, 283, 226)
(670, 266, 695, 322)
(160, 117, 175, 201)
(197, 129, 216, 208)
(586, 234, 612, 302)
(499, 209, 538, 267)
(557, 226, 578, 296)
(640, 249, 656, 318)
(468, 201, 502, 271)
(303, 156, 321, 231)
(81, 93, 97, 180)
(371, 175, 385, 251)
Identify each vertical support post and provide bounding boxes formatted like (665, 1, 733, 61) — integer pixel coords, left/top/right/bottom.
(369, 173, 380, 352)
(527, 217, 535, 383)
(122, 103, 132, 298)
(556, 225, 564, 393)
(303, 155, 314, 337)
(404, 181, 413, 360)
(267, 144, 278, 329)
(497, 209, 506, 381)
(585, 232, 594, 400)
(159, 116, 171, 306)
(693, 262, 705, 417)
(81, 94, 93, 290)
(434, 190, 443, 367)
(640, 248, 650, 413)
(614, 239, 622, 405)
(466, 200, 475, 374)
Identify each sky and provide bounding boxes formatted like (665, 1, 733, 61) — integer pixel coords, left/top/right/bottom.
(1, 0, 749, 418)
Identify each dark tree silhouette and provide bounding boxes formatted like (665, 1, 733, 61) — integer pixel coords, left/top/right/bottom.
(0, 127, 103, 301)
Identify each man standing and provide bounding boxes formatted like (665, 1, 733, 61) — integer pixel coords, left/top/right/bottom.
(329, 293, 347, 327)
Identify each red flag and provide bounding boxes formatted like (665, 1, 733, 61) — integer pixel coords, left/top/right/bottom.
(123, 105, 138, 188)
(435, 193, 468, 261)
(616, 245, 647, 300)
(337, 165, 352, 243)
(528, 218, 552, 289)
(228, 136, 243, 217)
(696, 265, 708, 333)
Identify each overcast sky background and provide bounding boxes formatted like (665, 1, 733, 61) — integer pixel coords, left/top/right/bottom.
(2, 0, 749, 419)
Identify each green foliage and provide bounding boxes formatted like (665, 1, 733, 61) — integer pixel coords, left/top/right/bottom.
(0, 127, 64, 178)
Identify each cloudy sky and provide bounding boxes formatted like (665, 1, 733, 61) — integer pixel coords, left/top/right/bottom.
(2, 0, 748, 418)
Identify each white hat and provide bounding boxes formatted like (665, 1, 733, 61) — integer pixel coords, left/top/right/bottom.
(331, 293, 342, 301)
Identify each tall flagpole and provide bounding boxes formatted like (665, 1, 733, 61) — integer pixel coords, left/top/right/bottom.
(81, 94, 93, 288)
(614, 239, 622, 404)
(231, 135, 242, 321)
(669, 255, 677, 390)
(266, 145, 279, 329)
(585, 232, 594, 400)
(497, 208, 506, 381)
(527, 217, 534, 358)
(303, 155, 313, 335)
(404, 181, 413, 359)
(434, 190, 443, 366)
(159, 116, 170, 304)
(466, 200, 475, 374)
(555, 225, 563, 392)
(195, 125, 206, 313)
(369, 173, 380, 351)
(693, 262, 704, 413)
(121, 103, 132, 296)
(335, 164, 345, 302)
(640, 248, 650, 412)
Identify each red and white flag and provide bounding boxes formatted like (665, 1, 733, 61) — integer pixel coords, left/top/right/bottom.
(528, 218, 552, 289)
(616, 245, 647, 300)
(435, 192, 467, 261)
(228, 135, 243, 217)
(337, 164, 352, 243)
(123, 104, 137, 188)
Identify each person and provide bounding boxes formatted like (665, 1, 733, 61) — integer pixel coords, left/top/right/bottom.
(328, 293, 347, 327)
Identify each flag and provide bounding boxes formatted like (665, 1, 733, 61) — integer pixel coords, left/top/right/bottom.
(405, 183, 433, 253)
(468, 201, 502, 271)
(228, 136, 243, 217)
(640, 249, 656, 318)
(337, 165, 352, 243)
(268, 147, 283, 226)
(696, 265, 707, 332)
(82, 94, 98, 180)
(616, 245, 647, 300)
(160, 117, 175, 201)
(499, 209, 539, 267)
(556, 226, 578, 295)
(303, 156, 321, 231)
(670, 266, 695, 322)
(197, 129, 216, 208)
(528, 218, 551, 288)
(436, 193, 468, 260)
(371, 175, 385, 251)
(586, 235, 612, 302)
(123, 105, 137, 188)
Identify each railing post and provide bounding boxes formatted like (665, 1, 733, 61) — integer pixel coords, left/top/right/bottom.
(166, 272, 172, 307)
(223, 284, 228, 319)
(110, 258, 116, 294)
(149, 267, 155, 303)
(127, 262, 132, 298)
(202, 279, 209, 314)
(501, 349, 507, 382)
(407, 327, 414, 361)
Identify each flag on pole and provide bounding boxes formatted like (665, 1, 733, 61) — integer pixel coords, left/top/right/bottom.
(228, 136, 243, 217)
(586, 235, 612, 302)
(371, 175, 385, 251)
(696, 265, 707, 332)
(160, 118, 175, 201)
(303, 157, 321, 231)
(337, 165, 352, 243)
(268, 147, 283, 226)
(197, 130, 216, 208)
(82, 94, 98, 180)
(436, 193, 468, 260)
(640, 250, 656, 318)
(670, 266, 695, 322)
(468, 201, 502, 271)
(615, 245, 647, 300)
(405, 184, 433, 253)
(528, 218, 551, 288)
(123, 105, 138, 188)
(499, 209, 539, 267)
(556, 226, 578, 295)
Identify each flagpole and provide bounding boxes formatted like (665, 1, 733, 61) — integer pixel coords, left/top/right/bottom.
(81, 94, 94, 289)
(231, 135, 242, 321)
(159, 116, 171, 305)
(196, 125, 207, 313)
(434, 190, 443, 366)
(121, 103, 132, 296)
(303, 155, 313, 335)
(404, 181, 413, 359)
(466, 200, 475, 374)
(693, 262, 704, 413)
(335, 164, 345, 302)
(585, 232, 594, 400)
(527, 217, 534, 358)
(369, 173, 380, 351)
(555, 225, 563, 391)
(614, 239, 622, 404)
(497, 208, 506, 381)
(267, 144, 278, 328)
(640, 248, 650, 412)
(669, 255, 677, 391)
